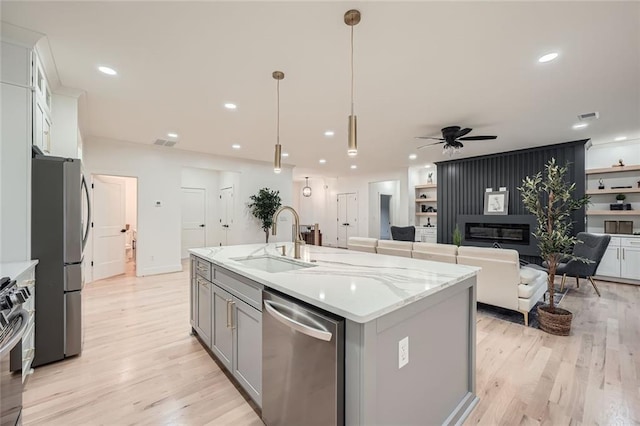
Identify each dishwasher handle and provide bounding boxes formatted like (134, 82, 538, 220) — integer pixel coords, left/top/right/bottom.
(264, 300, 333, 342)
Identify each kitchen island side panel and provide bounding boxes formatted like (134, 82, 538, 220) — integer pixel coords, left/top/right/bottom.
(345, 276, 477, 425)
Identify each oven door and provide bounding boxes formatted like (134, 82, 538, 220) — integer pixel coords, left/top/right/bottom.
(0, 310, 28, 426)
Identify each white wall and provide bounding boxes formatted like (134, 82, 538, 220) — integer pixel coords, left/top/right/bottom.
(124, 177, 137, 232)
(83, 137, 293, 280)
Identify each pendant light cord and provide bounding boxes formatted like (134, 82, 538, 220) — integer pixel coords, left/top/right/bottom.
(276, 79, 280, 145)
(350, 25, 354, 115)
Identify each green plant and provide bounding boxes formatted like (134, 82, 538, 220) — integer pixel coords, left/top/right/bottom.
(452, 225, 462, 247)
(616, 193, 626, 201)
(248, 188, 282, 243)
(518, 158, 590, 312)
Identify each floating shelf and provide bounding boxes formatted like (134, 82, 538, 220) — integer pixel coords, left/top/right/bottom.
(416, 212, 437, 217)
(415, 199, 437, 203)
(586, 210, 638, 216)
(586, 188, 640, 195)
(585, 165, 640, 175)
(415, 184, 437, 189)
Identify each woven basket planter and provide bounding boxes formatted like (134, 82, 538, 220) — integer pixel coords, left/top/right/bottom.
(537, 305, 573, 336)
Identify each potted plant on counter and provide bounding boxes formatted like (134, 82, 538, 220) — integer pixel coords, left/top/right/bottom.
(518, 159, 590, 336)
(248, 188, 282, 243)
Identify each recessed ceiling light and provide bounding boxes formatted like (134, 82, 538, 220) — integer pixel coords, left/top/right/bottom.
(350, 165, 357, 169)
(538, 52, 559, 63)
(324, 130, 335, 137)
(614, 136, 627, 141)
(231, 144, 241, 149)
(572, 123, 588, 129)
(282, 152, 289, 157)
(167, 132, 178, 138)
(425, 164, 432, 168)
(98, 66, 117, 75)
(409, 154, 417, 160)
(224, 103, 237, 110)
(319, 159, 326, 164)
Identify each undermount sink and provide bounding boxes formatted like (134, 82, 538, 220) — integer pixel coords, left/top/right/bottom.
(232, 255, 316, 273)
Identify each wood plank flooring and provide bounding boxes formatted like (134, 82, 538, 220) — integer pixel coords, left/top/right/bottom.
(23, 265, 639, 425)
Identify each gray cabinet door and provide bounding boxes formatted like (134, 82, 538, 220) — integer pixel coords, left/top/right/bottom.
(190, 258, 197, 327)
(195, 278, 212, 346)
(233, 297, 262, 407)
(212, 285, 233, 370)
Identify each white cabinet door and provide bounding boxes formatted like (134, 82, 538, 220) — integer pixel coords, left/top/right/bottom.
(621, 247, 640, 280)
(181, 187, 206, 258)
(34, 102, 43, 150)
(596, 246, 621, 278)
(211, 284, 233, 370)
(233, 297, 262, 406)
(337, 193, 357, 248)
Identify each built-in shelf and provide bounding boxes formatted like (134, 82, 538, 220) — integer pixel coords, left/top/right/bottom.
(415, 199, 437, 203)
(585, 165, 640, 175)
(586, 210, 638, 216)
(586, 188, 640, 195)
(415, 183, 437, 189)
(416, 212, 437, 217)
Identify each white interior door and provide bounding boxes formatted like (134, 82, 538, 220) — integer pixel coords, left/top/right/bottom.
(181, 187, 206, 258)
(337, 193, 357, 248)
(220, 187, 234, 246)
(93, 175, 126, 281)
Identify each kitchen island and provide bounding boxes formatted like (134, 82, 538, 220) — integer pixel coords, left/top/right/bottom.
(190, 243, 479, 425)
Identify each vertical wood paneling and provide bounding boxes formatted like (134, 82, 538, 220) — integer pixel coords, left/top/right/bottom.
(436, 140, 587, 246)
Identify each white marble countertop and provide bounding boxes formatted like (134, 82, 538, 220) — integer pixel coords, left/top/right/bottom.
(0, 260, 38, 280)
(190, 244, 478, 323)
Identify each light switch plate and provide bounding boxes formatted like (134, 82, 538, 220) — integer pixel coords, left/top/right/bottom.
(399, 336, 409, 369)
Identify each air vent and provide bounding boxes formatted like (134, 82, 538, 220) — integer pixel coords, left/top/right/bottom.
(577, 112, 599, 121)
(153, 139, 176, 147)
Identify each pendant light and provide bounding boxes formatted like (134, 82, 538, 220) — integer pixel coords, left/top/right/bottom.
(273, 70, 285, 173)
(302, 177, 312, 197)
(345, 9, 361, 157)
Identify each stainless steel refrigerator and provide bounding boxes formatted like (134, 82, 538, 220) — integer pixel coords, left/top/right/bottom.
(31, 154, 90, 367)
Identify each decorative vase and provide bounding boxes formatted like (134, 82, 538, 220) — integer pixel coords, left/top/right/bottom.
(537, 305, 573, 336)
(617, 200, 623, 204)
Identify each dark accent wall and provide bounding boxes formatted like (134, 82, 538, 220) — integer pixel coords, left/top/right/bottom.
(436, 140, 587, 262)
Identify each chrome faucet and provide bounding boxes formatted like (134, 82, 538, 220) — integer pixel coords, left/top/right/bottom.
(272, 206, 305, 259)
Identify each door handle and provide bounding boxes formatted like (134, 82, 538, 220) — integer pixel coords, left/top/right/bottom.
(120, 229, 126, 233)
(226, 299, 233, 328)
(264, 300, 332, 341)
(622, 248, 625, 260)
(617, 248, 619, 260)
(199, 224, 205, 228)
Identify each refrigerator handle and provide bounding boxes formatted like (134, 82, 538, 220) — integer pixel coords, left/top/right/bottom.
(81, 174, 91, 251)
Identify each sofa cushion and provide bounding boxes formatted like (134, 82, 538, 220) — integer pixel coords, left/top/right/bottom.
(517, 268, 547, 299)
(519, 267, 540, 284)
(412, 243, 457, 264)
(347, 237, 378, 253)
(376, 240, 413, 257)
(457, 246, 520, 263)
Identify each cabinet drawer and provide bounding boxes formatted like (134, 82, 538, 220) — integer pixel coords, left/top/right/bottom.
(621, 238, 640, 248)
(607, 237, 622, 247)
(214, 267, 262, 311)
(195, 258, 212, 281)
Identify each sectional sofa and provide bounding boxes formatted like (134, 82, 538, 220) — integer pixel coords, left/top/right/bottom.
(347, 237, 548, 325)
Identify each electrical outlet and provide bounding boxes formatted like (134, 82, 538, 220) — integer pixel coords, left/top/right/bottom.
(399, 336, 409, 369)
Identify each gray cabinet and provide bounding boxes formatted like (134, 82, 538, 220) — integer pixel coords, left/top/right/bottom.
(190, 258, 197, 327)
(211, 285, 233, 371)
(233, 296, 262, 405)
(195, 277, 212, 347)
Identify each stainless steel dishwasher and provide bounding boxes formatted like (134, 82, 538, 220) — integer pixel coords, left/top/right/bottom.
(262, 289, 344, 426)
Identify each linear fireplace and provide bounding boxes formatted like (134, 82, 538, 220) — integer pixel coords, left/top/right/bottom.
(457, 215, 539, 257)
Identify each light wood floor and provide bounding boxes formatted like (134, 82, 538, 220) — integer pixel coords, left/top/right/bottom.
(23, 266, 639, 425)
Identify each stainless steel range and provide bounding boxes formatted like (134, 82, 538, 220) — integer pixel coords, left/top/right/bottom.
(0, 276, 32, 425)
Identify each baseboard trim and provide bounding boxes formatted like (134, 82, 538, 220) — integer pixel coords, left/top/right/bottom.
(139, 264, 183, 277)
(594, 275, 640, 286)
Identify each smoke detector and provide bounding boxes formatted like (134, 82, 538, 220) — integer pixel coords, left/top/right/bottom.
(153, 139, 177, 147)
(577, 112, 599, 121)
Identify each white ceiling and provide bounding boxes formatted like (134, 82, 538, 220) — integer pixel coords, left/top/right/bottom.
(2, 1, 639, 177)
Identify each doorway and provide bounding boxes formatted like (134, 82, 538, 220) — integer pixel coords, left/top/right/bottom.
(337, 193, 357, 248)
(219, 186, 234, 246)
(181, 187, 206, 258)
(379, 194, 392, 240)
(92, 175, 137, 281)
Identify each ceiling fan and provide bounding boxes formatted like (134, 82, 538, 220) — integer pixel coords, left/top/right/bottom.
(415, 126, 497, 156)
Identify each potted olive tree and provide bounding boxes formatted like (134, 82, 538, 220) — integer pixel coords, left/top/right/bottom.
(248, 188, 282, 243)
(518, 159, 590, 335)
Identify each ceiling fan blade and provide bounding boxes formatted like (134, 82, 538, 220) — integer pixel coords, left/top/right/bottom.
(457, 135, 497, 141)
(455, 128, 472, 138)
(417, 141, 444, 149)
(414, 136, 445, 141)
